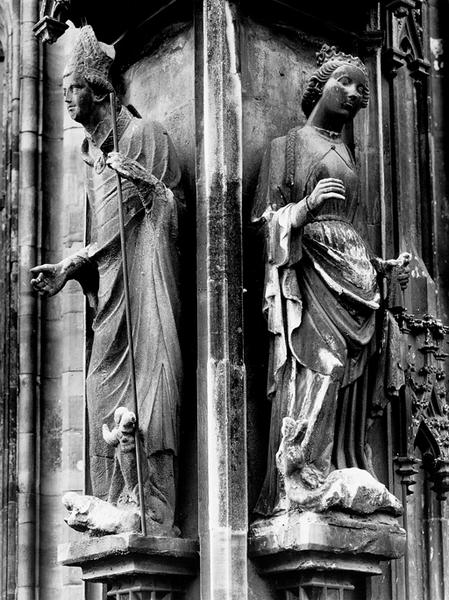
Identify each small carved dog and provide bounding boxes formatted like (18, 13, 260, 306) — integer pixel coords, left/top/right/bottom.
(102, 407, 138, 504)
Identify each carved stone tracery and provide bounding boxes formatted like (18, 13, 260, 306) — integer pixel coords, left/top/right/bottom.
(394, 310, 449, 499)
(284, 578, 357, 600)
(33, 0, 71, 43)
(107, 578, 181, 600)
(383, 0, 430, 78)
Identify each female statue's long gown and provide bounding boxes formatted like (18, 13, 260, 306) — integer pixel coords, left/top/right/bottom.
(252, 124, 401, 516)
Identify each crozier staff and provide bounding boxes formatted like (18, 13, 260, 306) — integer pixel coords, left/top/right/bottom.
(31, 25, 183, 535)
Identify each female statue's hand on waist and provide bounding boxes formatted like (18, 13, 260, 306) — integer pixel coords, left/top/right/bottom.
(307, 178, 345, 214)
(291, 178, 345, 228)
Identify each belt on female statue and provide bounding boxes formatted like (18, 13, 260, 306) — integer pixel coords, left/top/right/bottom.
(311, 214, 352, 224)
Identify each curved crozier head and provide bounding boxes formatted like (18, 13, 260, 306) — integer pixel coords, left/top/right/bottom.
(301, 45, 370, 121)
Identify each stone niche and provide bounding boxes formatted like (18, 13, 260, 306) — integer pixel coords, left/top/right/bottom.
(34, 2, 416, 599)
(244, 17, 321, 514)
(53, 14, 201, 600)
(120, 21, 199, 546)
(241, 10, 407, 600)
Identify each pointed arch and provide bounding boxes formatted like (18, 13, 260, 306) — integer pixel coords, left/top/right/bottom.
(398, 8, 425, 64)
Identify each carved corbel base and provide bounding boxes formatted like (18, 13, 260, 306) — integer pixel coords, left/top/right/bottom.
(58, 533, 198, 599)
(249, 511, 406, 599)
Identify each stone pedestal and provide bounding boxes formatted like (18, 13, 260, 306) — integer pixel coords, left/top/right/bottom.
(58, 534, 198, 599)
(249, 511, 406, 599)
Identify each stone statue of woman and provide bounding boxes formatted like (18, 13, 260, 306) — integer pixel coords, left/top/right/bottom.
(31, 26, 183, 536)
(252, 45, 410, 517)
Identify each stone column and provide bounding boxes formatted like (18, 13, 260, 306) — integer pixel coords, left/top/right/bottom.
(59, 25, 91, 600)
(0, 5, 20, 600)
(39, 36, 66, 600)
(194, 1, 248, 598)
(428, 0, 449, 322)
(17, 1, 40, 598)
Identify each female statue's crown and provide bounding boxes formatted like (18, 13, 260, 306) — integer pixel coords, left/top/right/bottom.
(316, 44, 368, 78)
(65, 25, 115, 93)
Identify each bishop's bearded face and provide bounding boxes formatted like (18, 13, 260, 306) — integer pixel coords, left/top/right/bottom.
(63, 72, 96, 125)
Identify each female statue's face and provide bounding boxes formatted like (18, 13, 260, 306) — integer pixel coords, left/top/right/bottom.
(319, 64, 367, 122)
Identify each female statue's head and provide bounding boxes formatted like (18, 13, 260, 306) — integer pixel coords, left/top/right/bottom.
(302, 45, 369, 121)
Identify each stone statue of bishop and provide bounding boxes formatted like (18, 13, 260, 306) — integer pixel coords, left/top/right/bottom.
(31, 25, 183, 536)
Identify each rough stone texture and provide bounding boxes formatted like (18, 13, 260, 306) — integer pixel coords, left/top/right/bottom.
(62, 492, 141, 535)
(195, 1, 247, 598)
(0, 4, 20, 600)
(31, 25, 186, 540)
(250, 510, 406, 593)
(1, 3, 449, 600)
(250, 510, 406, 561)
(123, 23, 198, 543)
(241, 18, 369, 517)
(39, 33, 68, 600)
(51, 26, 87, 600)
(123, 25, 195, 196)
(59, 533, 198, 593)
(249, 43, 408, 525)
(283, 468, 403, 516)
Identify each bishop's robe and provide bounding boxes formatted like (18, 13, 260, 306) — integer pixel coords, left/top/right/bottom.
(72, 106, 183, 518)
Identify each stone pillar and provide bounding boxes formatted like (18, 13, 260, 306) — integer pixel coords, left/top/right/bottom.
(38, 22, 199, 600)
(59, 25, 90, 600)
(39, 36, 66, 600)
(428, 0, 449, 322)
(17, 1, 40, 598)
(0, 5, 20, 600)
(194, 0, 247, 598)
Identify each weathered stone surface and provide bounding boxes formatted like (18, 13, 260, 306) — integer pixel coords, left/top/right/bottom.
(195, 1, 247, 598)
(58, 533, 198, 586)
(62, 492, 141, 536)
(31, 25, 185, 537)
(250, 510, 406, 596)
(250, 509, 406, 593)
(123, 24, 199, 545)
(250, 510, 406, 562)
(6, 2, 447, 599)
(283, 467, 403, 516)
(251, 45, 409, 520)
